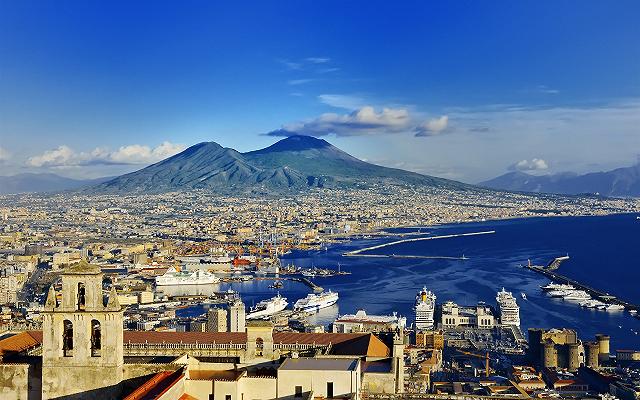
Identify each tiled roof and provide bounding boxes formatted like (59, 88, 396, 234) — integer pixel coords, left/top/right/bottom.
(0, 331, 42, 356)
(123, 368, 184, 400)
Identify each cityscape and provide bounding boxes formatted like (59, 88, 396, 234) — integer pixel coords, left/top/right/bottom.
(1, 2, 639, 400)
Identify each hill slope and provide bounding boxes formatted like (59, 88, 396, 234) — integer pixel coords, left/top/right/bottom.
(480, 164, 640, 197)
(92, 135, 472, 193)
(0, 173, 111, 195)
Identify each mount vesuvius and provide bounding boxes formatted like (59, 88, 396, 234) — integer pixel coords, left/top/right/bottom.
(90, 135, 473, 193)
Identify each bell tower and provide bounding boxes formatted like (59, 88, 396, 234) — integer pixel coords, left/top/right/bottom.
(41, 261, 124, 399)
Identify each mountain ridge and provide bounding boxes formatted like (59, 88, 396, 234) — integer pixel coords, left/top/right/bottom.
(91, 135, 472, 193)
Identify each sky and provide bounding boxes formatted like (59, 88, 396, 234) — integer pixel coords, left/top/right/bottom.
(0, 1, 639, 182)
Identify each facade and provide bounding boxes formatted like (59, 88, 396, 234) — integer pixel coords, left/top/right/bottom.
(207, 307, 228, 332)
(415, 330, 444, 350)
(528, 328, 609, 371)
(440, 301, 495, 329)
(0, 273, 19, 304)
(229, 299, 246, 333)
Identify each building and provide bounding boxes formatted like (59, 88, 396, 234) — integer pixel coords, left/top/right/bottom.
(332, 309, 406, 333)
(440, 301, 495, 329)
(415, 330, 444, 350)
(207, 307, 228, 332)
(528, 328, 608, 371)
(228, 299, 245, 333)
(0, 273, 19, 304)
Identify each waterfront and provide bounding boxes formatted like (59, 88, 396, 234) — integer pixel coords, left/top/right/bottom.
(176, 213, 640, 349)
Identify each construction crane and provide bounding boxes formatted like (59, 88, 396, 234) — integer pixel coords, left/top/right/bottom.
(455, 349, 491, 377)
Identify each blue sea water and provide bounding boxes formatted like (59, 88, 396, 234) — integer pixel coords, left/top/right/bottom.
(176, 214, 640, 350)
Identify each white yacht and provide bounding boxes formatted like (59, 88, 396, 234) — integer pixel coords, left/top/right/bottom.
(414, 286, 436, 331)
(564, 290, 591, 301)
(155, 267, 220, 286)
(541, 283, 575, 291)
(246, 293, 288, 319)
(293, 290, 339, 313)
(496, 288, 520, 326)
(606, 304, 625, 312)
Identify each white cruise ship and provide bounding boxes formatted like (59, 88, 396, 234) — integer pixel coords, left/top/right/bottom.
(414, 287, 436, 331)
(246, 293, 288, 319)
(496, 287, 520, 326)
(155, 267, 220, 286)
(293, 290, 339, 313)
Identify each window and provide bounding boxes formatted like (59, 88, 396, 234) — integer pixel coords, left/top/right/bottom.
(91, 319, 101, 356)
(63, 320, 73, 356)
(327, 382, 334, 398)
(77, 282, 86, 310)
(255, 337, 264, 356)
(294, 386, 303, 398)
(225, 396, 231, 400)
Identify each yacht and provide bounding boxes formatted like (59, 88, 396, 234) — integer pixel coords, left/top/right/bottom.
(521, 293, 527, 300)
(564, 290, 591, 301)
(293, 290, 339, 313)
(606, 304, 625, 312)
(155, 267, 220, 286)
(496, 288, 520, 326)
(414, 286, 436, 330)
(541, 282, 575, 291)
(246, 293, 288, 319)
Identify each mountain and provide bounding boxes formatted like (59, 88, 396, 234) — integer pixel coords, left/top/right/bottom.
(479, 164, 640, 197)
(0, 173, 112, 195)
(92, 135, 472, 193)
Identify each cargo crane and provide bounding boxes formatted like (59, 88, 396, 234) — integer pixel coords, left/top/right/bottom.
(455, 349, 491, 377)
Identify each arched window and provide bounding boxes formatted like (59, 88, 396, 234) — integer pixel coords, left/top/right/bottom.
(256, 337, 264, 356)
(63, 320, 73, 357)
(91, 320, 101, 356)
(77, 282, 86, 310)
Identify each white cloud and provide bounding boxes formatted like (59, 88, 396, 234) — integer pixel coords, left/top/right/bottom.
(267, 106, 412, 137)
(27, 145, 75, 167)
(0, 146, 11, 163)
(414, 115, 449, 137)
(306, 57, 330, 64)
(27, 142, 185, 167)
(287, 79, 314, 86)
(509, 158, 549, 172)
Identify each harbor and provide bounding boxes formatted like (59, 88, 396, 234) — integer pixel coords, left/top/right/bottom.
(526, 257, 640, 314)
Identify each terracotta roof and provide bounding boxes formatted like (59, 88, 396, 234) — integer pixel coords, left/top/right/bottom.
(123, 368, 184, 400)
(0, 331, 42, 356)
(330, 334, 390, 357)
(272, 332, 370, 346)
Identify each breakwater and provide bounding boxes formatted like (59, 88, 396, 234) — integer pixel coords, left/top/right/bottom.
(342, 230, 496, 257)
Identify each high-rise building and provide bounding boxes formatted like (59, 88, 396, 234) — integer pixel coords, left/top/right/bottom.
(229, 299, 246, 333)
(207, 307, 227, 332)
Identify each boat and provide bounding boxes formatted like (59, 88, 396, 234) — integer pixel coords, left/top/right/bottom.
(246, 293, 288, 319)
(268, 280, 284, 289)
(564, 290, 591, 301)
(497, 288, 520, 327)
(155, 267, 220, 286)
(293, 290, 339, 313)
(606, 304, 625, 312)
(414, 286, 436, 330)
(521, 293, 527, 300)
(541, 282, 575, 291)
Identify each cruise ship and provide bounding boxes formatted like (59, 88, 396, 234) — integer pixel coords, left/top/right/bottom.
(246, 293, 288, 319)
(496, 287, 520, 326)
(293, 290, 339, 313)
(414, 286, 436, 331)
(155, 267, 220, 286)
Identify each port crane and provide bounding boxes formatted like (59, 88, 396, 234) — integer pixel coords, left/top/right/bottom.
(454, 349, 491, 377)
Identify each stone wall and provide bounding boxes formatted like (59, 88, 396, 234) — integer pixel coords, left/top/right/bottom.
(0, 364, 29, 400)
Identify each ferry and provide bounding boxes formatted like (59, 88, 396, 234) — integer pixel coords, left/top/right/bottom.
(246, 293, 288, 319)
(293, 290, 339, 313)
(155, 267, 220, 286)
(496, 288, 520, 326)
(414, 286, 436, 330)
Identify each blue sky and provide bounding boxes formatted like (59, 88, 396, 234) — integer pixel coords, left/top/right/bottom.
(1, 1, 639, 182)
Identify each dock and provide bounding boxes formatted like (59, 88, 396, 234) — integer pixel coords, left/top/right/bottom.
(526, 258, 639, 313)
(291, 277, 323, 292)
(343, 254, 469, 260)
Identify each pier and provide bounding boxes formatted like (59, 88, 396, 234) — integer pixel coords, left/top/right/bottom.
(526, 259, 639, 313)
(342, 230, 495, 258)
(343, 254, 469, 260)
(291, 277, 324, 292)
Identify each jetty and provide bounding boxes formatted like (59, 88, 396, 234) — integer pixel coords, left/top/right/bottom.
(342, 230, 495, 257)
(291, 277, 323, 292)
(526, 258, 639, 313)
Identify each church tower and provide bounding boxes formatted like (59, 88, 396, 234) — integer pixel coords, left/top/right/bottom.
(41, 261, 124, 399)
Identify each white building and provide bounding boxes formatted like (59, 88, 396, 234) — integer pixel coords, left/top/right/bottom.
(440, 301, 495, 329)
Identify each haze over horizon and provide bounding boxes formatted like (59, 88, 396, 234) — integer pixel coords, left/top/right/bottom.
(1, 1, 639, 183)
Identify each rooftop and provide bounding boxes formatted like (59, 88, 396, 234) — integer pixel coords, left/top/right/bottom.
(279, 357, 359, 371)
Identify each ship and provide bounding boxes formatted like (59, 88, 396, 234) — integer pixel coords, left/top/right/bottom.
(414, 286, 436, 331)
(246, 293, 288, 319)
(155, 267, 220, 286)
(293, 290, 339, 313)
(496, 287, 520, 326)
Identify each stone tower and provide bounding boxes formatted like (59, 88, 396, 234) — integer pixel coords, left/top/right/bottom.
(229, 299, 246, 332)
(41, 261, 124, 399)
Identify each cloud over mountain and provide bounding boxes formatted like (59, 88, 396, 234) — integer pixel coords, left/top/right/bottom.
(414, 115, 449, 136)
(509, 158, 549, 172)
(27, 142, 185, 167)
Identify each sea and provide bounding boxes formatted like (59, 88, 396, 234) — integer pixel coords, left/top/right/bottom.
(169, 213, 640, 350)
